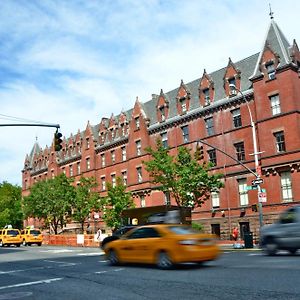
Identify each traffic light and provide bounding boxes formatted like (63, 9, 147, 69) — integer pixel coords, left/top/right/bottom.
(54, 130, 63, 151)
(195, 143, 204, 160)
(251, 204, 258, 212)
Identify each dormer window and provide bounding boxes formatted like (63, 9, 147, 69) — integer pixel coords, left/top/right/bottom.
(100, 132, 105, 144)
(86, 138, 90, 149)
(203, 88, 210, 105)
(180, 98, 187, 113)
(228, 78, 237, 96)
(159, 106, 166, 121)
(121, 124, 126, 136)
(266, 62, 275, 80)
(135, 117, 140, 130)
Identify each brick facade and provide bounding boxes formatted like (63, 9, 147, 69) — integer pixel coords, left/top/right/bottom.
(22, 19, 300, 240)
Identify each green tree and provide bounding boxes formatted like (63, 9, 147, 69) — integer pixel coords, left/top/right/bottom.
(144, 139, 224, 210)
(72, 176, 100, 233)
(23, 174, 76, 234)
(0, 182, 23, 228)
(99, 177, 135, 231)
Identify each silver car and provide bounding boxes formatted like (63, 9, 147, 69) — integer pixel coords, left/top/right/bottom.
(260, 205, 300, 255)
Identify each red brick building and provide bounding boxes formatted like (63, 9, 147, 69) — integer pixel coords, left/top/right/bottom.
(22, 19, 300, 240)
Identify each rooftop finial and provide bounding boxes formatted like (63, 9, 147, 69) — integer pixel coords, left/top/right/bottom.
(269, 3, 274, 19)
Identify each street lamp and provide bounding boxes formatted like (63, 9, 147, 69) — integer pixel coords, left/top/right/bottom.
(229, 84, 264, 228)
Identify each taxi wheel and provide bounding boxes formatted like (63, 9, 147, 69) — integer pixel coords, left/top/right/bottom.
(16, 244, 21, 247)
(0, 240, 3, 247)
(38, 243, 42, 246)
(108, 249, 119, 266)
(157, 251, 173, 270)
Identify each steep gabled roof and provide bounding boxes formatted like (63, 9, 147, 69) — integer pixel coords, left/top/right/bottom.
(251, 19, 291, 79)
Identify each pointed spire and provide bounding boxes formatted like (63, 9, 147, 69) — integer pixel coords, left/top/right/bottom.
(269, 3, 274, 20)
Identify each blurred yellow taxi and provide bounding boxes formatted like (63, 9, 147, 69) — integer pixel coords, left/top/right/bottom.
(104, 224, 220, 269)
(0, 228, 22, 247)
(21, 228, 43, 246)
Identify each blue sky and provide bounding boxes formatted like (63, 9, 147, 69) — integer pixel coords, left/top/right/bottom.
(1, 0, 300, 186)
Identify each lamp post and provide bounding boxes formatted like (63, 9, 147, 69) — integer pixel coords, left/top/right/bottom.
(229, 84, 264, 228)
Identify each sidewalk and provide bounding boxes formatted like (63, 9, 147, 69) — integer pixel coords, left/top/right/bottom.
(217, 239, 261, 251)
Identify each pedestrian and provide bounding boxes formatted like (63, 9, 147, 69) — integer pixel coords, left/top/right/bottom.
(232, 227, 238, 241)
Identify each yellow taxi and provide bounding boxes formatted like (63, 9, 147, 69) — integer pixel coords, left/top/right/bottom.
(21, 228, 43, 246)
(0, 228, 22, 247)
(103, 224, 221, 269)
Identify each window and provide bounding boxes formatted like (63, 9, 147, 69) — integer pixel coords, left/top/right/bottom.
(266, 62, 275, 79)
(159, 106, 166, 121)
(211, 191, 220, 208)
(136, 140, 142, 156)
(238, 179, 248, 206)
(111, 174, 116, 187)
(161, 132, 168, 148)
(270, 94, 281, 115)
(181, 99, 187, 113)
(181, 125, 189, 143)
(77, 162, 81, 175)
(280, 171, 293, 202)
(121, 146, 126, 161)
(69, 165, 73, 176)
(137, 167, 143, 183)
(62, 168, 66, 175)
(234, 142, 245, 161)
(208, 149, 217, 166)
(164, 192, 171, 205)
(122, 171, 127, 186)
(121, 124, 126, 136)
(135, 117, 140, 130)
(274, 131, 286, 152)
(101, 154, 106, 167)
(101, 177, 106, 191)
(140, 195, 146, 207)
(203, 88, 210, 105)
(111, 129, 115, 140)
(111, 150, 116, 163)
(86, 138, 90, 149)
(86, 158, 91, 170)
(205, 117, 214, 136)
(232, 108, 242, 128)
(228, 77, 236, 95)
(100, 132, 105, 144)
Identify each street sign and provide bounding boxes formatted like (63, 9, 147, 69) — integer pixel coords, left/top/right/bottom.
(245, 186, 254, 191)
(252, 178, 264, 185)
(258, 192, 267, 202)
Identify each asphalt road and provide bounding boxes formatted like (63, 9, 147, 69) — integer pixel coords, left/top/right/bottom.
(0, 245, 299, 300)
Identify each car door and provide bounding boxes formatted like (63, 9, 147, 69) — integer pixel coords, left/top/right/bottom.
(120, 227, 161, 263)
(277, 207, 299, 248)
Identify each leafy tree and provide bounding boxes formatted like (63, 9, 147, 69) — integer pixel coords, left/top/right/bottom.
(0, 182, 23, 228)
(99, 177, 135, 231)
(72, 176, 100, 233)
(144, 139, 224, 210)
(23, 174, 76, 234)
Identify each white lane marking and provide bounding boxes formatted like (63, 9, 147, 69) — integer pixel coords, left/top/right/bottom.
(98, 260, 108, 263)
(0, 278, 63, 290)
(0, 267, 45, 274)
(43, 260, 78, 266)
(77, 252, 102, 256)
(40, 249, 75, 253)
(95, 271, 108, 274)
(113, 268, 124, 272)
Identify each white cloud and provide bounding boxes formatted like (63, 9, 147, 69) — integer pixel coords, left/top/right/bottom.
(0, 0, 300, 185)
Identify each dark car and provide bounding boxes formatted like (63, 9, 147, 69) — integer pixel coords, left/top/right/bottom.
(100, 226, 136, 250)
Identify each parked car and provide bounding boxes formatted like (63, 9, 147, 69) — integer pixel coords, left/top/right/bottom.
(260, 205, 300, 255)
(0, 228, 22, 247)
(104, 224, 220, 269)
(101, 226, 136, 250)
(21, 228, 43, 246)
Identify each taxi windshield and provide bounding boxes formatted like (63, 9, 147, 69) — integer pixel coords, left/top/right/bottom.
(7, 230, 19, 236)
(31, 230, 41, 236)
(167, 226, 196, 235)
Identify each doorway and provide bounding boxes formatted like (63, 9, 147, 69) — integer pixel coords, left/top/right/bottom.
(211, 224, 220, 237)
(239, 222, 250, 240)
